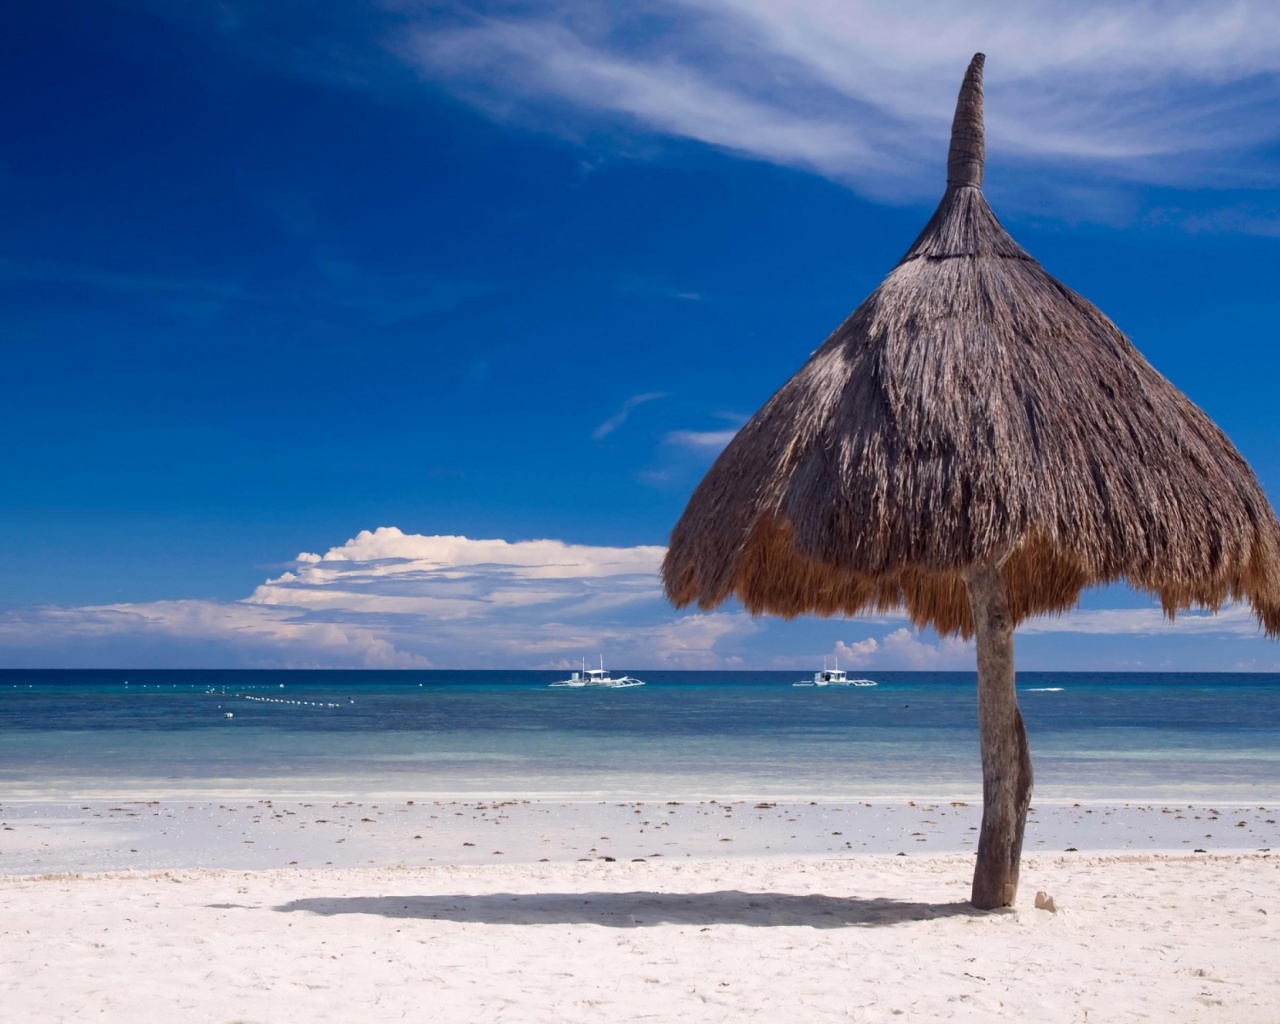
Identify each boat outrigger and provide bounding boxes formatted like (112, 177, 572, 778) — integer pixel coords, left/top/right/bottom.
(550, 656, 645, 689)
(793, 657, 877, 687)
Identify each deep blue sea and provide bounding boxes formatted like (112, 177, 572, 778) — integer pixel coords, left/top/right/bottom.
(3, 670, 1280, 801)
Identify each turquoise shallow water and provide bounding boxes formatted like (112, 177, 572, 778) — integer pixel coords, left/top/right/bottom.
(3, 670, 1279, 800)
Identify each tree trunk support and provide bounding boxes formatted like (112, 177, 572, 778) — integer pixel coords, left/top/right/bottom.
(964, 561, 1033, 909)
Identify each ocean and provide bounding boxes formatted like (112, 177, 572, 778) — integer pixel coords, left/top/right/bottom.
(3, 670, 1280, 802)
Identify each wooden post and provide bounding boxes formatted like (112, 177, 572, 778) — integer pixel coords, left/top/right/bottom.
(964, 561, 1033, 909)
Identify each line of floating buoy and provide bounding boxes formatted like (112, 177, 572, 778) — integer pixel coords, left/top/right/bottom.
(235, 694, 342, 709)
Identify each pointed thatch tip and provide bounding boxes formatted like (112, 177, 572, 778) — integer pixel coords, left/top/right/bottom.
(947, 53, 985, 189)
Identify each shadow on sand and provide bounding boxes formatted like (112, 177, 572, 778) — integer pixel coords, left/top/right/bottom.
(271, 890, 985, 929)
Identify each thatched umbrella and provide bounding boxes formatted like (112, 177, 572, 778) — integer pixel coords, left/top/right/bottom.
(663, 53, 1280, 909)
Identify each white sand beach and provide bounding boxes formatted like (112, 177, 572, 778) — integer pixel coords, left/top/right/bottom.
(3, 797, 1278, 1022)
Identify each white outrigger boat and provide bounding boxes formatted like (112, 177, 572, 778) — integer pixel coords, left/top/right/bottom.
(550, 656, 645, 689)
(793, 658, 877, 687)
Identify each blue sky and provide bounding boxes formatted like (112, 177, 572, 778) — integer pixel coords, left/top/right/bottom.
(3, 0, 1280, 669)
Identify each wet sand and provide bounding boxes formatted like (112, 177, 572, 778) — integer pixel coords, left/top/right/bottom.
(2, 795, 1276, 874)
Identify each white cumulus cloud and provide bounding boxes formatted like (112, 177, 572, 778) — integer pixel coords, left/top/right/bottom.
(835, 629, 973, 670)
(0, 528, 753, 669)
(0, 525, 1273, 668)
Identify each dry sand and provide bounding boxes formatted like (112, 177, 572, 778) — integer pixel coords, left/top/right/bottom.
(3, 798, 1278, 1021)
(4, 852, 1278, 1022)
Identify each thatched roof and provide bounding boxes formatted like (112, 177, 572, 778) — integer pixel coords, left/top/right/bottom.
(663, 53, 1280, 638)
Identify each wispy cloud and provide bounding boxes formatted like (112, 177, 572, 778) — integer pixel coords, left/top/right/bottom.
(592, 392, 668, 440)
(0, 257, 248, 299)
(1018, 603, 1265, 637)
(407, 15, 879, 173)
(664, 428, 739, 452)
(1171, 203, 1280, 238)
(0, 254, 485, 326)
(635, 423, 744, 487)
(395, 1, 1280, 212)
